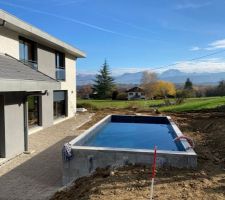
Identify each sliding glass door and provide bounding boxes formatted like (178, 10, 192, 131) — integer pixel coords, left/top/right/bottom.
(28, 96, 39, 128)
(53, 91, 67, 119)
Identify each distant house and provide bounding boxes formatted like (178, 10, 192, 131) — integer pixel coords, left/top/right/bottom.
(127, 87, 145, 100)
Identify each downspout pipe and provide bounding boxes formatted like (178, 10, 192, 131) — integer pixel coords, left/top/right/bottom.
(23, 90, 48, 153)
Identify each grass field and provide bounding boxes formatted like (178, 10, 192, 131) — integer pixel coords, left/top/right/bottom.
(160, 96, 225, 112)
(77, 96, 225, 112)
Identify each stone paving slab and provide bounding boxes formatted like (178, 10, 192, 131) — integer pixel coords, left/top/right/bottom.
(0, 113, 92, 200)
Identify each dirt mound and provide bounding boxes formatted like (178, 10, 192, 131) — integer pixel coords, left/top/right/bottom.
(172, 112, 225, 164)
(51, 111, 225, 200)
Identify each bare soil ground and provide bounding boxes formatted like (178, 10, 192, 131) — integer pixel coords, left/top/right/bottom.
(51, 110, 225, 200)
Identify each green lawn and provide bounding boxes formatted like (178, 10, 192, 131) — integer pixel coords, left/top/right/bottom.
(77, 99, 164, 109)
(160, 96, 225, 112)
(77, 96, 225, 112)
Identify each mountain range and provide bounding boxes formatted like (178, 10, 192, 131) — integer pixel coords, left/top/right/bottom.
(77, 69, 225, 86)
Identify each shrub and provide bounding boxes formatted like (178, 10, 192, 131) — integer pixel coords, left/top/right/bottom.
(126, 102, 140, 110)
(77, 102, 98, 110)
(116, 92, 127, 100)
(112, 90, 119, 100)
(176, 89, 196, 98)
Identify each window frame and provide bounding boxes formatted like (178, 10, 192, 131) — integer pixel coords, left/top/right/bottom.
(19, 36, 37, 69)
(55, 51, 66, 81)
(53, 90, 67, 119)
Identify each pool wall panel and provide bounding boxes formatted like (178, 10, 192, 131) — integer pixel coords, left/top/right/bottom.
(111, 115, 170, 124)
(63, 147, 197, 185)
(62, 115, 197, 185)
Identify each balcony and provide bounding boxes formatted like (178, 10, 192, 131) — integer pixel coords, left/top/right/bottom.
(56, 68, 65, 81)
(20, 59, 38, 70)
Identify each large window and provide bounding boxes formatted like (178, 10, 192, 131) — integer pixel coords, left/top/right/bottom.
(53, 91, 67, 119)
(55, 51, 65, 80)
(28, 96, 39, 128)
(19, 37, 37, 69)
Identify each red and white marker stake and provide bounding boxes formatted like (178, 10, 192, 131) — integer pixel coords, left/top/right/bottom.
(150, 146, 157, 200)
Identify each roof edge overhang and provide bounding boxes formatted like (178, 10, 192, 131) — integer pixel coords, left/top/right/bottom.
(0, 79, 60, 92)
(0, 9, 86, 58)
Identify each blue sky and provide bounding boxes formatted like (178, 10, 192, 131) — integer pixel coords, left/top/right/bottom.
(1, 0, 225, 75)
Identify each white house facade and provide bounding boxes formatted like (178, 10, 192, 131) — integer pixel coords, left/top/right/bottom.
(127, 87, 145, 100)
(0, 9, 85, 160)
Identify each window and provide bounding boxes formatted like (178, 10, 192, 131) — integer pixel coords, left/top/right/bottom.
(129, 92, 133, 96)
(19, 37, 37, 69)
(28, 96, 40, 128)
(55, 51, 65, 80)
(53, 91, 67, 119)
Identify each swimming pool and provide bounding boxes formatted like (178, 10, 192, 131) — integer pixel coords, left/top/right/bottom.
(84, 122, 182, 151)
(62, 115, 197, 185)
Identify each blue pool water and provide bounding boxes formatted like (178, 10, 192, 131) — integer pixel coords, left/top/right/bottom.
(84, 122, 182, 151)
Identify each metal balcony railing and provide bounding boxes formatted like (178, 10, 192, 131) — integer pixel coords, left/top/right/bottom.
(21, 59, 38, 70)
(56, 68, 65, 80)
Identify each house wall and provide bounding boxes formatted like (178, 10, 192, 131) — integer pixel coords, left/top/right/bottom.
(0, 27, 78, 159)
(39, 91, 54, 128)
(37, 47, 77, 120)
(128, 92, 145, 100)
(0, 27, 77, 120)
(0, 27, 19, 58)
(3, 92, 25, 158)
(37, 45, 56, 127)
(37, 44, 56, 79)
(61, 54, 77, 117)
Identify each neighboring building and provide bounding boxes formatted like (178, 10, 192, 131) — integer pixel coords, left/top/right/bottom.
(0, 10, 86, 160)
(127, 87, 145, 100)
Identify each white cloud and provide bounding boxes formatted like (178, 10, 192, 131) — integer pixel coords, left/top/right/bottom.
(207, 39, 225, 50)
(110, 58, 225, 75)
(190, 46, 201, 51)
(163, 58, 225, 73)
(191, 39, 225, 51)
(174, 2, 211, 10)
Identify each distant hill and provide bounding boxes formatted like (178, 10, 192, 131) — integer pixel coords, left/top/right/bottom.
(77, 69, 225, 86)
(76, 74, 95, 85)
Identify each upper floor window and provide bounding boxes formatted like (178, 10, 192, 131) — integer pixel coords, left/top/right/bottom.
(55, 51, 65, 80)
(19, 37, 37, 69)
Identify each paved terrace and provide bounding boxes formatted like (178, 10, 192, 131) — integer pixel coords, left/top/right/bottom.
(0, 113, 92, 200)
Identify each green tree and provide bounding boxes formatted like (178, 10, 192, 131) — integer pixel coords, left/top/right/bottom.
(92, 60, 115, 99)
(217, 80, 225, 96)
(184, 78, 193, 90)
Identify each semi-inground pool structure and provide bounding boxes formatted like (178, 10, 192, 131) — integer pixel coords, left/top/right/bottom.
(62, 115, 197, 185)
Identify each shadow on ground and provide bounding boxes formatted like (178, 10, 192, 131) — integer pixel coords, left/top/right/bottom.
(0, 136, 73, 200)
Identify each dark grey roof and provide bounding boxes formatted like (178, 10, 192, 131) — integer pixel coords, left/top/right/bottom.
(0, 54, 57, 82)
(127, 87, 144, 92)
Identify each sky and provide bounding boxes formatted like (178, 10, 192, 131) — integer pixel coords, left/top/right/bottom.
(1, 0, 225, 75)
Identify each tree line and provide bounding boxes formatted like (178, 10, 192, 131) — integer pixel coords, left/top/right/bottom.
(78, 61, 225, 100)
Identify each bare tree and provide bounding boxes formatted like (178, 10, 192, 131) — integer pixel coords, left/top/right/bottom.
(141, 71, 158, 85)
(78, 85, 93, 99)
(141, 71, 158, 99)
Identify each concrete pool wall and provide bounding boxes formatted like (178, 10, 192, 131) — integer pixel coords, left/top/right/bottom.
(62, 115, 197, 185)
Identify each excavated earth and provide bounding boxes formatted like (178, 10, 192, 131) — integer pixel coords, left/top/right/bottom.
(51, 110, 225, 200)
